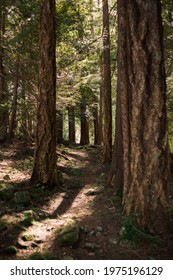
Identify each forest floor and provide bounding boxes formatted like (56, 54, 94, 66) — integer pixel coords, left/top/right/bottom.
(0, 141, 173, 260)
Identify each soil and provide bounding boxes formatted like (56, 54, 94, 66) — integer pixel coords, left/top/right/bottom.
(0, 141, 173, 260)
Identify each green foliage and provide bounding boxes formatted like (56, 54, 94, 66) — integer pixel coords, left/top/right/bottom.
(57, 219, 79, 247)
(22, 234, 34, 241)
(29, 252, 59, 260)
(20, 210, 37, 227)
(0, 183, 14, 201)
(56, 0, 84, 43)
(14, 191, 32, 207)
(20, 217, 34, 227)
(120, 214, 164, 245)
(109, 191, 122, 208)
(4, 246, 18, 255)
(120, 215, 138, 242)
(0, 219, 9, 233)
(23, 157, 33, 169)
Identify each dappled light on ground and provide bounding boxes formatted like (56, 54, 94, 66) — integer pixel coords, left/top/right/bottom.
(0, 143, 173, 260)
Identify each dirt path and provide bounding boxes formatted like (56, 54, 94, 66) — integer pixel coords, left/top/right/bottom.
(0, 143, 173, 260)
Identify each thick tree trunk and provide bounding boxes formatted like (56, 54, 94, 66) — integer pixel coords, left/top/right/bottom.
(80, 103, 89, 145)
(102, 0, 112, 163)
(8, 56, 19, 142)
(118, 0, 170, 236)
(0, 6, 7, 143)
(31, 0, 58, 186)
(92, 95, 100, 145)
(68, 106, 75, 143)
(57, 110, 63, 144)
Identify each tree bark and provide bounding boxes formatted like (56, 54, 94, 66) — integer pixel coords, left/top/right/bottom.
(31, 0, 58, 186)
(8, 56, 19, 142)
(106, 83, 123, 190)
(102, 0, 112, 163)
(57, 109, 63, 144)
(0, 5, 7, 143)
(92, 95, 100, 145)
(68, 106, 75, 143)
(118, 0, 170, 236)
(98, 54, 104, 145)
(80, 103, 89, 145)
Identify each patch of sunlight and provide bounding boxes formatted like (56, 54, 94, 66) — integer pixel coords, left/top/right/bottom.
(63, 188, 95, 219)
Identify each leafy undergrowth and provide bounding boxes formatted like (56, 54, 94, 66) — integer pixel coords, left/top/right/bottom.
(0, 141, 173, 260)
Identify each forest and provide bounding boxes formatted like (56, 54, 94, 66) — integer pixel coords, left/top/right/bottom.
(0, 0, 173, 260)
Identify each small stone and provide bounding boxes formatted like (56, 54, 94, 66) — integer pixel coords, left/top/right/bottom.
(96, 226, 103, 232)
(109, 238, 118, 245)
(95, 232, 101, 237)
(63, 256, 74, 260)
(89, 230, 95, 237)
(85, 190, 97, 196)
(80, 226, 90, 234)
(88, 252, 95, 256)
(84, 242, 100, 250)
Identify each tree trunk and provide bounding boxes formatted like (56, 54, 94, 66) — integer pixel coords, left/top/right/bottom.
(31, 0, 58, 187)
(118, 0, 170, 236)
(98, 54, 104, 145)
(0, 6, 7, 143)
(80, 103, 89, 145)
(57, 110, 63, 144)
(102, 0, 112, 163)
(106, 83, 123, 190)
(68, 106, 75, 143)
(93, 95, 100, 145)
(8, 56, 19, 142)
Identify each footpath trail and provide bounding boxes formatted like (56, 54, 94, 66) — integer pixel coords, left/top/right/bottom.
(0, 143, 173, 260)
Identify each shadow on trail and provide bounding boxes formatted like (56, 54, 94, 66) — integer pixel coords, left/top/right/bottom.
(0, 144, 102, 259)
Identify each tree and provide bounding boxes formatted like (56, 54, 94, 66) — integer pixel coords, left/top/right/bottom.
(0, 2, 8, 142)
(68, 105, 75, 143)
(8, 55, 19, 142)
(92, 94, 100, 145)
(102, 0, 112, 163)
(31, 0, 58, 186)
(57, 109, 63, 144)
(80, 93, 90, 145)
(106, 84, 123, 190)
(117, 0, 170, 236)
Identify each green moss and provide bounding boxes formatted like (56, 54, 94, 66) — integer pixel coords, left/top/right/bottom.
(0, 219, 9, 232)
(22, 234, 34, 241)
(5, 246, 18, 255)
(14, 191, 32, 207)
(20, 217, 34, 227)
(29, 252, 58, 260)
(20, 210, 37, 227)
(58, 219, 79, 246)
(0, 184, 14, 201)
